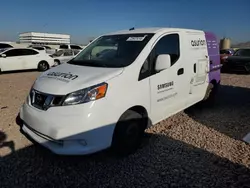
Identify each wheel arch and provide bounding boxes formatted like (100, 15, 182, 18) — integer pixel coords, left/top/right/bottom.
(119, 105, 149, 129)
(127, 105, 148, 118)
(38, 60, 48, 66)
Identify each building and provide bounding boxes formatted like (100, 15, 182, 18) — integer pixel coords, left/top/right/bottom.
(19, 32, 70, 45)
(219, 38, 231, 50)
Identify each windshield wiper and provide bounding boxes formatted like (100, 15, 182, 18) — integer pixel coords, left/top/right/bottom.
(68, 60, 108, 67)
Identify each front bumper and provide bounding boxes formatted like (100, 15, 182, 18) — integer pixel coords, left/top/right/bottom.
(19, 101, 117, 155)
(21, 123, 102, 155)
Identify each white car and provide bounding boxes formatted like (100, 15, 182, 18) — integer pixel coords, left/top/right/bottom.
(58, 44, 83, 51)
(19, 27, 221, 156)
(51, 49, 80, 65)
(0, 48, 54, 72)
(29, 46, 47, 53)
(28, 45, 56, 55)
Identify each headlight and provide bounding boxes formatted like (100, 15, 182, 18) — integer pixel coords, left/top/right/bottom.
(62, 82, 108, 106)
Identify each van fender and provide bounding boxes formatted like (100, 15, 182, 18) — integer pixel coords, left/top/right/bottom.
(116, 105, 150, 128)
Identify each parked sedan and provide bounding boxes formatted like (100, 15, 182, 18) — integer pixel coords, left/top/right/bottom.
(28, 45, 56, 55)
(0, 48, 55, 72)
(222, 48, 250, 73)
(51, 49, 80, 66)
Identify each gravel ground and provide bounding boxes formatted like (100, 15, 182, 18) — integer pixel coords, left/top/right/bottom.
(0, 71, 250, 188)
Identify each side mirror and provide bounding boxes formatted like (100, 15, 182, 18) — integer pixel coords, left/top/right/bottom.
(155, 54, 171, 72)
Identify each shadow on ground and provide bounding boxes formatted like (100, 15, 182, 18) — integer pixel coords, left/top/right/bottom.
(1, 132, 250, 188)
(185, 84, 250, 141)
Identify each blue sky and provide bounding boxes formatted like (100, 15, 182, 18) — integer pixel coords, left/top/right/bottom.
(1, 0, 249, 44)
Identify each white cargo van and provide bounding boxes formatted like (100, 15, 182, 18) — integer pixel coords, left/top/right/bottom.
(19, 27, 221, 156)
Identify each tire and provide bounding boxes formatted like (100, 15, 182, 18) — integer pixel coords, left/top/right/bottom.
(244, 65, 250, 74)
(202, 81, 220, 106)
(38, 61, 49, 72)
(54, 59, 60, 65)
(111, 110, 147, 156)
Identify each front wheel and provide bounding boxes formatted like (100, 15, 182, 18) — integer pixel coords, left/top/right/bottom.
(38, 61, 49, 72)
(111, 110, 146, 156)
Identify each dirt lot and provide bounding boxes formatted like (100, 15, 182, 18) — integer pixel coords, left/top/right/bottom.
(0, 71, 250, 188)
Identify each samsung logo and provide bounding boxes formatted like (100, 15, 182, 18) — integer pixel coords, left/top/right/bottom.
(158, 81, 174, 90)
(46, 72, 78, 80)
(191, 39, 206, 47)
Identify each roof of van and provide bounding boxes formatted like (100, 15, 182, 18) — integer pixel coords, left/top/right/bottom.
(106, 27, 204, 35)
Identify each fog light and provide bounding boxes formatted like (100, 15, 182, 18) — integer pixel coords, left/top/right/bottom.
(78, 140, 87, 146)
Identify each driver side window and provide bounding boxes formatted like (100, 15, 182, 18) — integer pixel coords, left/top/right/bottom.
(154, 34, 180, 66)
(138, 33, 180, 81)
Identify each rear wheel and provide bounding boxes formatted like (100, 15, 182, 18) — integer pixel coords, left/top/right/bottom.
(111, 110, 147, 156)
(38, 61, 49, 72)
(202, 81, 220, 106)
(54, 59, 60, 66)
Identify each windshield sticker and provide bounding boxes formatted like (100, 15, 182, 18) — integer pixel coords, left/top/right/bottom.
(41, 72, 79, 83)
(126, 35, 147, 41)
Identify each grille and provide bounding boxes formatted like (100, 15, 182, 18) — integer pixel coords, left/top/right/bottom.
(30, 89, 64, 110)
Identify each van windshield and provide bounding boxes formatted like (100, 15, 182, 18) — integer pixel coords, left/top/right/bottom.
(67, 33, 154, 68)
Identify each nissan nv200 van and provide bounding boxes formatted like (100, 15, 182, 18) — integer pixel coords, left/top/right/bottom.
(19, 27, 221, 156)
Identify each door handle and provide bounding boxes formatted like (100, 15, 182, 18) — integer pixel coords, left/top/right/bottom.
(194, 63, 196, 73)
(177, 68, 184, 75)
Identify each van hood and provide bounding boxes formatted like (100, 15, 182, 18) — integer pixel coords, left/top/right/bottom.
(34, 63, 124, 95)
